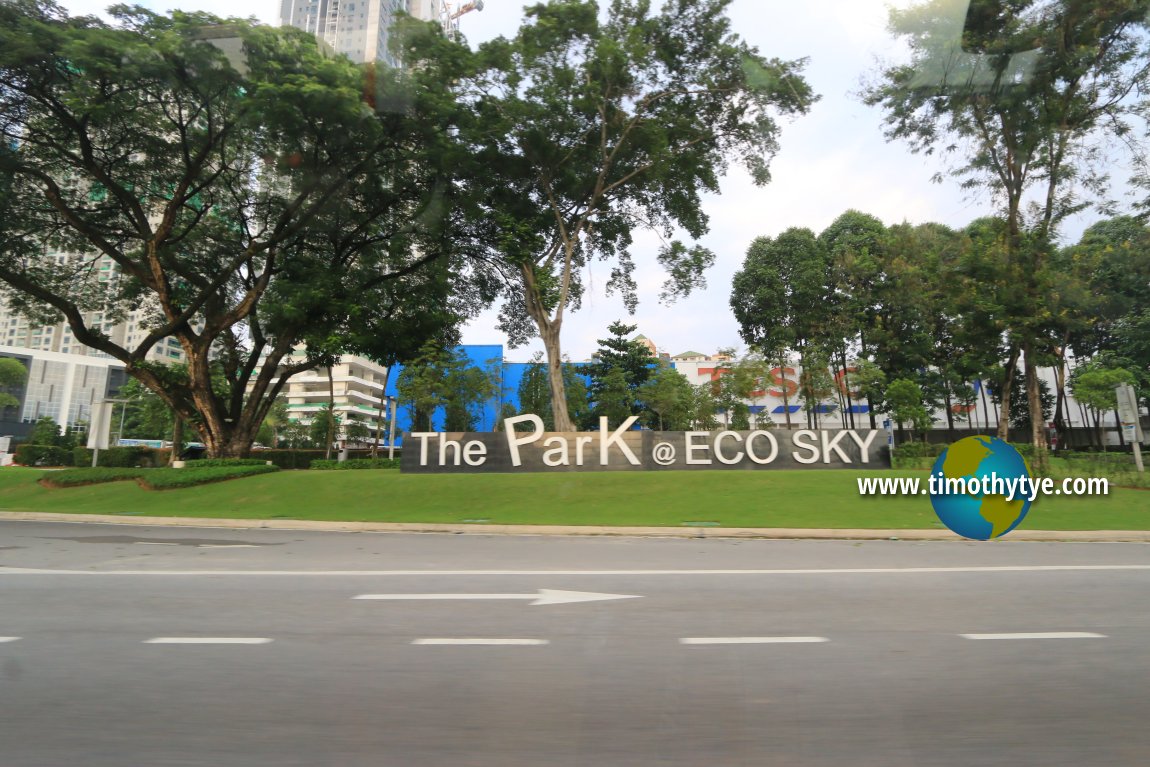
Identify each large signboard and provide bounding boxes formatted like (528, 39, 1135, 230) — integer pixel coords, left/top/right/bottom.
(402, 415, 889, 474)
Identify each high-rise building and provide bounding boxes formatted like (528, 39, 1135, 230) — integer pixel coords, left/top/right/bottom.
(279, 0, 439, 66)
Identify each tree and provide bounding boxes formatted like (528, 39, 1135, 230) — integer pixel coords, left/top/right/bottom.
(517, 353, 589, 430)
(308, 404, 340, 452)
(886, 378, 933, 442)
(27, 415, 60, 445)
(638, 361, 694, 431)
(0, 357, 28, 415)
(731, 228, 831, 429)
(864, 0, 1150, 469)
(585, 321, 656, 428)
(1071, 363, 1137, 448)
(465, 0, 815, 431)
(395, 343, 499, 432)
(0, 3, 480, 457)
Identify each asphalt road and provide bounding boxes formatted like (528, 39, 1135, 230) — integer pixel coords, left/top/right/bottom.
(2, 520, 1150, 766)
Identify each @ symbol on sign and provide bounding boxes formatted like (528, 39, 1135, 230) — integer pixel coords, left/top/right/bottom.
(651, 442, 677, 466)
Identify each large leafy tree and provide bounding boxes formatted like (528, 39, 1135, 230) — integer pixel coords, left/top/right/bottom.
(864, 0, 1150, 468)
(0, 3, 478, 457)
(463, 0, 815, 431)
(730, 227, 830, 429)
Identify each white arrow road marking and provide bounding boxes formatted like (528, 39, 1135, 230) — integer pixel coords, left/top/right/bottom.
(681, 636, 829, 645)
(412, 639, 549, 646)
(959, 632, 1107, 640)
(354, 589, 641, 606)
(143, 637, 273, 644)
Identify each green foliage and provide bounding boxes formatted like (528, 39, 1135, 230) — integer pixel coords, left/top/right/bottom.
(1071, 364, 1137, 414)
(891, 442, 946, 460)
(637, 362, 696, 431)
(40, 465, 279, 490)
(27, 417, 61, 446)
(863, 0, 1150, 451)
(40, 469, 145, 487)
(191, 458, 269, 468)
(0, 4, 481, 457)
(0, 356, 27, 413)
(310, 458, 401, 470)
(886, 378, 933, 437)
(517, 353, 589, 430)
(71, 446, 169, 468)
(144, 465, 279, 490)
(585, 321, 657, 428)
(258, 450, 330, 470)
(14, 444, 72, 466)
(470, 0, 815, 430)
(990, 370, 1055, 430)
(396, 343, 499, 431)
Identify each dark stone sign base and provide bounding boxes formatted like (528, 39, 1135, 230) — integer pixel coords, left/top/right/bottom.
(402, 423, 890, 474)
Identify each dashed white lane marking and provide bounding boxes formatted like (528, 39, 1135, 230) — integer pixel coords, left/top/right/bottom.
(0, 637, 21, 643)
(681, 637, 829, 645)
(197, 545, 260, 549)
(143, 637, 273, 645)
(134, 542, 178, 546)
(412, 638, 549, 646)
(960, 632, 1107, 640)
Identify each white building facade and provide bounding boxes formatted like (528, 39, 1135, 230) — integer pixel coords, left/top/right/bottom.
(279, 0, 440, 66)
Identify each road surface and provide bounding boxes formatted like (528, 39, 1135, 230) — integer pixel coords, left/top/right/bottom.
(2, 520, 1149, 766)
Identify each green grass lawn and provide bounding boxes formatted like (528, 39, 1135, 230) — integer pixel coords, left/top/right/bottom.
(0, 467, 1146, 530)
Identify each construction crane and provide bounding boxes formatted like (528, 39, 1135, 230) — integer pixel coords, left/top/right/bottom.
(439, 0, 484, 39)
(451, 0, 485, 20)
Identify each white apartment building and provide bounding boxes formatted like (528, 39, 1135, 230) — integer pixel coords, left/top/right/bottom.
(279, 0, 439, 66)
(270, 351, 392, 444)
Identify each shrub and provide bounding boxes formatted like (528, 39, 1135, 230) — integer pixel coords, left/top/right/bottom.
(40, 468, 146, 488)
(310, 458, 401, 470)
(143, 464, 279, 489)
(259, 449, 328, 469)
(191, 458, 269, 468)
(72, 446, 172, 468)
(14, 444, 73, 467)
(891, 442, 945, 460)
(40, 464, 279, 490)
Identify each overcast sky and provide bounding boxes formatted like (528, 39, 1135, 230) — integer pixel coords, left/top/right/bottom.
(58, 0, 1131, 361)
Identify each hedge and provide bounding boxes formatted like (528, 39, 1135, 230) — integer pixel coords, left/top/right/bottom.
(72, 446, 172, 468)
(890, 442, 946, 460)
(40, 464, 279, 490)
(14, 444, 73, 466)
(190, 458, 270, 468)
(144, 464, 279, 489)
(310, 458, 401, 470)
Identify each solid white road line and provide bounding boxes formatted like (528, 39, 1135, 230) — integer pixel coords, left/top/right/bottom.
(681, 637, 829, 645)
(5, 565, 1150, 576)
(412, 638, 549, 646)
(0, 637, 21, 643)
(959, 632, 1107, 640)
(143, 637, 273, 645)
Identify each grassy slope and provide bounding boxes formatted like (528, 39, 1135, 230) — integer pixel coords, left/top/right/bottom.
(0, 467, 1145, 530)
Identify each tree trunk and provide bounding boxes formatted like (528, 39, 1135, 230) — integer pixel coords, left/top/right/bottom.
(170, 417, 183, 467)
(944, 387, 955, 440)
(1024, 345, 1048, 472)
(538, 322, 575, 432)
(324, 366, 336, 461)
(997, 346, 1020, 440)
(980, 380, 991, 432)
